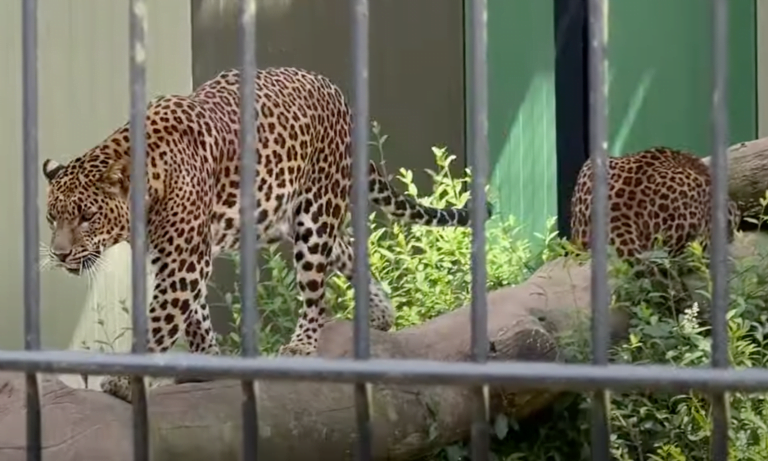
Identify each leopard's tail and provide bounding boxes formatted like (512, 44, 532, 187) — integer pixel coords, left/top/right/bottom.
(366, 160, 493, 227)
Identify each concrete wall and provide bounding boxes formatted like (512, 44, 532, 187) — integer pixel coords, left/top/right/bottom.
(0, 1, 191, 363)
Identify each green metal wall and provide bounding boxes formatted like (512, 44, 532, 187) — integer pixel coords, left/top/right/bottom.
(474, 0, 756, 244)
(607, 0, 756, 157)
(485, 0, 557, 243)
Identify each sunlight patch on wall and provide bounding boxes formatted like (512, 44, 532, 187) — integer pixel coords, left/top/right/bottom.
(610, 69, 655, 156)
(490, 71, 556, 243)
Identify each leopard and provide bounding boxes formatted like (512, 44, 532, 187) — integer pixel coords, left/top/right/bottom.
(569, 146, 741, 260)
(41, 66, 491, 403)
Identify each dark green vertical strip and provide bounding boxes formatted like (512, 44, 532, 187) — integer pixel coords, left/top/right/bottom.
(553, 0, 590, 240)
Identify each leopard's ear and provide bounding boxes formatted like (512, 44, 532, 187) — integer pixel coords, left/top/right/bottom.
(42, 159, 65, 182)
(99, 154, 130, 199)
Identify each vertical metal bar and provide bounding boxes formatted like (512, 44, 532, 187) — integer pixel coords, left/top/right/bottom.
(238, 0, 259, 459)
(128, 1, 149, 460)
(351, 0, 372, 459)
(586, 0, 611, 459)
(468, 0, 490, 459)
(21, 1, 41, 460)
(710, 0, 730, 458)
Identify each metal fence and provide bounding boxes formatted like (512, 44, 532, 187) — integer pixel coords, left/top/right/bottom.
(5, 0, 763, 459)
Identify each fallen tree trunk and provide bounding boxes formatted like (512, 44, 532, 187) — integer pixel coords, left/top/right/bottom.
(2, 138, 768, 461)
(700, 136, 768, 217)
(0, 255, 617, 461)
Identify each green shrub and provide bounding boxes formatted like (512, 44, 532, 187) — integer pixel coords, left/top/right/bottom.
(215, 124, 768, 460)
(489, 237, 768, 461)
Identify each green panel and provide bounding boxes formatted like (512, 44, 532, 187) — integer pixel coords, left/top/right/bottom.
(467, 0, 755, 245)
(607, 0, 756, 157)
(481, 0, 557, 242)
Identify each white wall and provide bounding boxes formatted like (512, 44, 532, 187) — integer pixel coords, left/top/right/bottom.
(0, 0, 192, 369)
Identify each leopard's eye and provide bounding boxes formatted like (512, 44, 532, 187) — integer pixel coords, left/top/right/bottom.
(81, 209, 95, 223)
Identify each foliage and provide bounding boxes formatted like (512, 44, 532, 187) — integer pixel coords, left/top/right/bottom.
(211, 123, 768, 459)
(486, 235, 768, 461)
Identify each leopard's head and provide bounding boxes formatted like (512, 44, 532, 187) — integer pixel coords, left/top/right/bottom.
(42, 143, 132, 276)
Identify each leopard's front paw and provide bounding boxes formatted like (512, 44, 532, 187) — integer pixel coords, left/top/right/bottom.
(278, 342, 317, 357)
(100, 375, 133, 402)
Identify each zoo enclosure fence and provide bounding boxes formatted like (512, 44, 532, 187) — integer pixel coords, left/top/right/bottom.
(2, 0, 755, 460)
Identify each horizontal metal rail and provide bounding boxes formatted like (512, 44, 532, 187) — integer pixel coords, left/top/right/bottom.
(1, 350, 767, 393)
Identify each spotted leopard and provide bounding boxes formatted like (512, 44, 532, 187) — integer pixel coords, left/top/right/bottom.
(41, 67, 490, 402)
(569, 146, 741, 259)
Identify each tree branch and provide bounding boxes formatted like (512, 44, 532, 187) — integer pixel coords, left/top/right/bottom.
(700, 137, 768, 216)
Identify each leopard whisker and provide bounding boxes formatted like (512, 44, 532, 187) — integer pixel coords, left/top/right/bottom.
(38, 245, 57, 272)
(84, 257, 102, 288)
(39, 259, 55, 272)
(89, 248, 107, 272)
(91, 258, 108, 278)
(84, 265, 98, 288)
(39, 243, 52, 257)
(80, 253, 103, 287)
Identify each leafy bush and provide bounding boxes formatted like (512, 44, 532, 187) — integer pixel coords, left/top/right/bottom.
(489, 236, 768, 461)
(215, 124, 768, 460)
